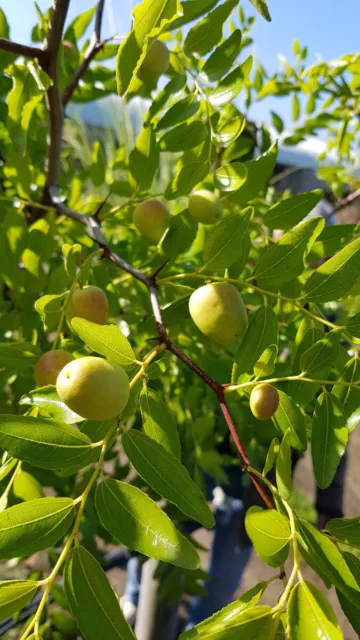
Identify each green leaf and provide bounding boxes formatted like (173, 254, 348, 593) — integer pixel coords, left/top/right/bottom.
(116, 0, 182, 96)
(129, 126, 159, 192)
(209, 55, 253, 107)
(62, 244, 82, 279)
(245, 507, 290, 567)
(271, 111, 284, 133)
(145, 75, 187, 123)
(215, 116, 245, 146)
(311, 392, 348, 489)
(262, 191, 323, 231)
(0, 342, 41, 370)
(180, 581, 268, 639)
(162, 210, 198, 260)
(263, 438, 280, 476)
(140, 387, 181, 459)
(254, 218, 324, 289)
(254, 344, 277, 378)
(96, 479, 200, 569)
(0, 497, 74, 559)
(332, 358, 360, 421)
(35, 290, 64, 330)
(202, 30, 242, 82)
(90, 141, 106, 187)
(292, 93, 300, 121)
(165, 161, 209, 200)
(272, 390, 307, 451)
(159, 121, 208, 152)
(20, 385, 84, 424)
(122, 430, 215, 528)
(0, 415, 100, 471)
(156, 94, 200, 130)
(180, 605, 276, 639)
(303, 237, 360, 303)
(13, 470, 44, 501)
(167, 0, 220, 30)
(288, 580, 343, 640)
(326, 518, 360, 546)
(297, 519, 360, 604)
(310, 225, 357, 260)
(232, 305, 278, 384)
(184, 0, 237, 55)
(65, 6, 96, 40)
(214, 162, 248, 192)
(0, 580, 38, 622)
(203, 208, 253, 272)
(248, 0, 271, 21)
(336, 553, 360, 635)
(276, 430, 292, 500)
(346, 313, 360, 339)
(71, 318, 135, 367)
(228, 142, 277, 205)
(65, 545, 135, 640)
(288, 328, 332, 406)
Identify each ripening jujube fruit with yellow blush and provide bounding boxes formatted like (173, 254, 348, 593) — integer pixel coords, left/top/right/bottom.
(188, 190, 223, 225)
(189, 283, 248, 345)
(66, 285, 108, 326)
(250, 383, 280, 420)
(137, 39, 170, 84)
(56, 356, 130, 420)
(35, 349, 74, 387)
(133, 200, 170, 245)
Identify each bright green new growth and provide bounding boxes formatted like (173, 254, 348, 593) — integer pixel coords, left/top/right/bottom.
(188, 190, 223, 224)
(56, 356, 130, 420)
(133, 199, 170, 244)
(189, 282, 248, 345)
(137, 39, 170, 84)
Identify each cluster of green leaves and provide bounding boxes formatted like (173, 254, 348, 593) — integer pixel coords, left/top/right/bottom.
(0, 0, 360, 639)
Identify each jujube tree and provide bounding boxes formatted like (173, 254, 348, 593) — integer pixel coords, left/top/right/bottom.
(0, 0, 359, 639)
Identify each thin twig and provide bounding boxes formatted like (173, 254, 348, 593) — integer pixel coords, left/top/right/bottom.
(62, 0, 106, 105)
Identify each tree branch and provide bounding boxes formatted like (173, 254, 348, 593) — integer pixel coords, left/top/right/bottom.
(62, 0, 106, 106)
(335, 187, 360, 212)
(0, 38, 46, 62)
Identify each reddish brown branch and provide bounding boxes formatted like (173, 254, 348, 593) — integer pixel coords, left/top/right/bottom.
(0, 38, 46, 62)
(62, 0, 106, 105)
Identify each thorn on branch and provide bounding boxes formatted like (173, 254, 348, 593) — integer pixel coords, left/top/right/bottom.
(150, 260, 169, 281)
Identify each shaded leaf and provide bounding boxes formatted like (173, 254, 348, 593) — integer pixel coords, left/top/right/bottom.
(232, 305, 278, 384)
(214, 162, 248, 192)
(303, 237, 360, 303)
(263, 438, 279, 476)
(254, 344, 277, 378)
(262, 190, 323, 231)
(202, 30, 242, 82)
(184, 0, 237, 55)
(272, 390, 307, 452)
(140, 387, 181, 458)
(129, 126, 159, 192)
(248, 0, 271, 21)
(0, 580, 38, 622)
(165, 161, 209, 200)
(209, 56, 253, 107)
(228, 142, 277, 205)
(326, 517, 360, 547)
(96, 479, 199, 569)
(162, 210, 198, 260)
(65, 545, 135, 640)
(276, 430, 292, 500)
(159, 121, 208, 152)
(122, 430, 214, 528)
(0, 342, 41, 371)
(203, 208, 253, 271)
(311, 392, 348, 489)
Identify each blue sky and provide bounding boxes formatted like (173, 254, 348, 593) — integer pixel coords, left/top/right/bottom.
(3, 0, 360, 126)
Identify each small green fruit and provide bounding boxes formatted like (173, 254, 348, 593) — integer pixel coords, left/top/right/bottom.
(66, 286, 108, 326)
(250, 383, 280, 420)
(35, 350, 74, 387)
(188, 190, 223, 225)
(56, 356, 130, 420)
(137, 39, 170, 84)
(133, 200, 170, 245)
(189, 283, 248, 345)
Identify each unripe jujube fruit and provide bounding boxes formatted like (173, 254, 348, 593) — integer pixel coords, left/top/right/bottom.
(35, 350, 74, 387)
(56, 356, 130, 420)
(137, 40, 170, 84)
(66, 286, 108, 326)
(250, 383, 280, 420)
(188, 190, 223, 225)
(189, 283, 248, 345)
(133, 200, 170, 245)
